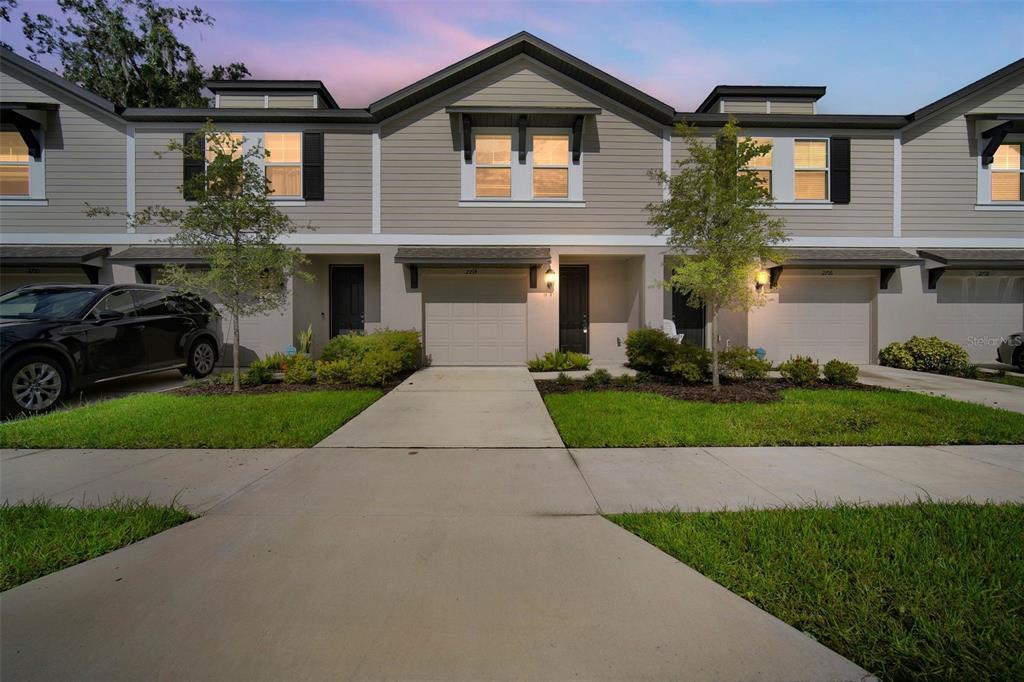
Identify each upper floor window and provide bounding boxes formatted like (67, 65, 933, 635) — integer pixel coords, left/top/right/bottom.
(794, 139, 828, 200)
(991, 143, 1022, 202)
(744, 137, 773, 195)
(0, 131, 30, 196)
(532, 134, 569, 198)
(265, 132, 302, 197)
(462, 128, 581, 203)
(475, 134, 512, 198)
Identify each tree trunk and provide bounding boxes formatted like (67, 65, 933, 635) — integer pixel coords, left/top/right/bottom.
(232, 311, 241, 392)
(710, 303, 720, 392)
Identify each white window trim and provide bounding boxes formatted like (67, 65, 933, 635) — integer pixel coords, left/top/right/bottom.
(460, 126, 582, 202)
(0, 129, 45, 201)
(977, 135, 1023, 209)
(793, 137, 830, 202)
(737, 133, 834, 207)
(263, 132, 303, 200)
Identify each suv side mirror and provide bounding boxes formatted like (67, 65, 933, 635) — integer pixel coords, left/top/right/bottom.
(94, 310, 125, 323)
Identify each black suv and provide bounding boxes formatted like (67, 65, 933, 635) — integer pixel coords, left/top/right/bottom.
(1, 284, 222, 416)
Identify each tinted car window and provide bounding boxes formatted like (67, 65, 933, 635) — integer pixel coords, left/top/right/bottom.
(0, 288, 97, 320)
(132, 290, 176, 316)
(90, 290, 136, 319)
(175, 296, 208, 315)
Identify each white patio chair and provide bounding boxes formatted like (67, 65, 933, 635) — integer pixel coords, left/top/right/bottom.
(662, 319, 685, 343)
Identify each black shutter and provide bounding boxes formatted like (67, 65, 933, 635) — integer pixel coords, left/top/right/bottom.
(830, 137, 851, 204)
(182, 132, 205, 201)
(303, 131, 324, 201)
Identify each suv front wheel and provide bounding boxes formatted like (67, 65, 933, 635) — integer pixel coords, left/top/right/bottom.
(3, 355, 68, 417)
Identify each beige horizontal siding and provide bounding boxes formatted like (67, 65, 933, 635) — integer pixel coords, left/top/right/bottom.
(268, 94, 316, 108)
(134, 130, 371, 233)
(671, 133, 894, 237)
(0, 68, 126, 234)
(722, 99, 768, 114)
(217, 94, 265, 108)
(380, 59, 663, 234)
(770, 100, 815, 114)
(902, 76, 1024, 237)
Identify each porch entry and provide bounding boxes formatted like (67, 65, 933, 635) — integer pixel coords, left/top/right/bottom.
(329, 265, 365, 336)
(559, 264, 589, 353)
(672, 290, 706, 347)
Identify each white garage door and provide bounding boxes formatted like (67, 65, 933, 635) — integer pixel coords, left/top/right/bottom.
(769, 274, 874, 364)
(934, 275, 1024, 363)
(423, 269, 528, 366)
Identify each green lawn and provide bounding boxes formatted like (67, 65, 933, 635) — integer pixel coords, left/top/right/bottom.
(978, 372, 1024, 388)
(544, 388, 1024, 447)
(1, 500, 194, 591)
(610, 502, 1024, 681)
(0, 390, 382, 448)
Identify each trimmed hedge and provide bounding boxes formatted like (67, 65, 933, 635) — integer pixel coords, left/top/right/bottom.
(879, 336, 971, 376)
(779, 356, 820, 386)
(823, 359, 859, 386)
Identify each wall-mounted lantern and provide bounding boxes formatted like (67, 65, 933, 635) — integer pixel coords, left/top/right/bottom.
(754, 269, 770, 291)
(545, 266, 557, 289)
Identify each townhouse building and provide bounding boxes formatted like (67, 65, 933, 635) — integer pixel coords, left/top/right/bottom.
(1, 32, 1022, 367)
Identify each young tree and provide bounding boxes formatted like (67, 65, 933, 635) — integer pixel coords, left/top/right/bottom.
(647, 119, 788, 390)
(19, 0, 248, 108)
(89, 123, 312, 391)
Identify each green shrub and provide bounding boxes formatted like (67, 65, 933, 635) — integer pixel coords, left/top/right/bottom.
(878, 342, 915, 369)
(347, 349, 404, 387)
(583, 368, 613, 389)
(823, 359, 859, 386)
(720, 346, 771, 380)
(283, 354, 315, 385)
(259, 352, 289, 371)
(666, 359, 704, 384)
(527, 350, 592, 372)
(314, 359, 350, 384)
(320, 330, 422, 372)
(613, 373, 637, 388)
(555, 371, 574, 387)
(625, 328, 680, 373)
(779, 356, 820, 386)
(903, 336, 971, 376)
(214, 371, 233, 385)
(664, 343, 711, 384)
(242, 363, 273, 386)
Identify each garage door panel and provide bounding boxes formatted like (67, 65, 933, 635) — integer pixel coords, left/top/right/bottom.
(767, 275, 873, 364)
(424, 272, 528, 366)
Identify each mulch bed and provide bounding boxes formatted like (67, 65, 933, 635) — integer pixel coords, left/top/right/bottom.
(535, 376, 879, 404)
(174, 370, 415, 396)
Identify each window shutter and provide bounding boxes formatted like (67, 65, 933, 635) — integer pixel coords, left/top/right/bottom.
(830, 137, 851, 204)
(302, 131, 324, 201)
(182, 132, 205, 201)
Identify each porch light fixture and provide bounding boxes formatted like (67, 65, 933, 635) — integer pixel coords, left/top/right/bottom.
(544, 266, 557, 289)
(754, 269, 770, 290)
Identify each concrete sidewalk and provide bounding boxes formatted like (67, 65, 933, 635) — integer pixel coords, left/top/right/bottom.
(1, 447, 871, 681)
(859, 364, 1024, 414)
(573, 445, 1024, 513)
(316, 366, 565, 448)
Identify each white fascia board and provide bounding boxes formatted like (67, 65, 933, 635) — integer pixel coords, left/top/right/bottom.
(3, 232, 1023, 249)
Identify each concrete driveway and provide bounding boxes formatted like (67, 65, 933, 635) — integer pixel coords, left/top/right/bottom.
(316, 366, 565, 448)
(859, 364, 1024, 414)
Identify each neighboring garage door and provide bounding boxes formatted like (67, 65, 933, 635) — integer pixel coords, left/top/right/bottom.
(0, 267, 91, 294)
(765, 274, 874, 364)
(423, 269, 528, 365)
(934, 275, 1024, 364)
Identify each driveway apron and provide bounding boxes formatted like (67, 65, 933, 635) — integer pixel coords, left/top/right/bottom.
(316, 366, 565, 448)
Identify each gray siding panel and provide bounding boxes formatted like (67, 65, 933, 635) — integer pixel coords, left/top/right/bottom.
(380, 59, 663, 234)
(268, 94, 316, 108)
(671, 132, 894, 237)
(770, 100, 815, 114)
(0, 69, 126, 233)
(902, 76, 1024, 237)
(217, 94, 265, 108)
(722, 99, 768, 114)
(135, 129, 371, 233)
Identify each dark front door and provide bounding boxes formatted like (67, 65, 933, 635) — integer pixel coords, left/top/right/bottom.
(330, 265, 365, 336)
(672, 289, 706, 347)
(559, 265, 589, 353)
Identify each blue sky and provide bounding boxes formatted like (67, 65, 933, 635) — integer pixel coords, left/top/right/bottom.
(5, 1, 1023, 112)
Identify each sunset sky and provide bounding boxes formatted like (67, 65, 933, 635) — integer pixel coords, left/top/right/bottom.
(4, 0, 1022, 113)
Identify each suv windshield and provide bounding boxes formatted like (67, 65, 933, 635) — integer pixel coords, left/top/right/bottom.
(0, 288, 97, 320)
